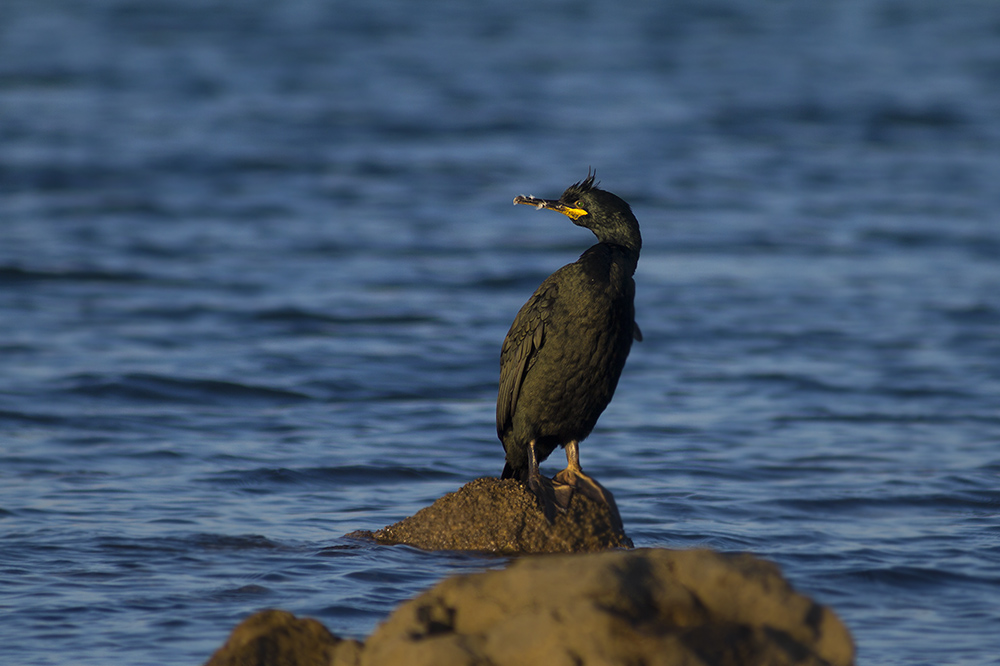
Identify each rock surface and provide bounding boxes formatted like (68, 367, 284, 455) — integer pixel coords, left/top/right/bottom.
(363, 547, 855, 666)
(348, 477, 632, 554)
(203, 548, 855, 666)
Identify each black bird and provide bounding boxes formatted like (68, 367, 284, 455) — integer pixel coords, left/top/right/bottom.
(497, 172, 641, 518)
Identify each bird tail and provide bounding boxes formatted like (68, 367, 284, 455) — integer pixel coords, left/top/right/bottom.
(501, 461, 518, 480)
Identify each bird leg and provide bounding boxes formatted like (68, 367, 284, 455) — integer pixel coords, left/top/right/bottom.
(526, 439, 561, 523)
(552, 441, 624, 533)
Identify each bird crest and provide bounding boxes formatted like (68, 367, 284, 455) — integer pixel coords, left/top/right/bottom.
(562, 169, 600, 202)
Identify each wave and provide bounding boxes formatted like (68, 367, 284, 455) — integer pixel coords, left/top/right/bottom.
(253, 306, 439, 326)
(0, 265, 151, 285)
(58, 372, 312, 405)
(201, 464, 458, 490)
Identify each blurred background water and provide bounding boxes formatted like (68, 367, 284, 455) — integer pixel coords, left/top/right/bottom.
(1, 0, 999, 664)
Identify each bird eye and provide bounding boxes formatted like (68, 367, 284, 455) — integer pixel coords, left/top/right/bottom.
(575, 200, 585, 208)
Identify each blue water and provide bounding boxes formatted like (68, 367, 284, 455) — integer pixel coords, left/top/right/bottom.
(2, 1, 1000, 664)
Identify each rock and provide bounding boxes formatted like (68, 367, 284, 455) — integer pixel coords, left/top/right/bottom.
(362, 548, 855, 666)
(347, 477, 632, 554)
(203, 549, 854, 666)
(203, 609, 362, 666)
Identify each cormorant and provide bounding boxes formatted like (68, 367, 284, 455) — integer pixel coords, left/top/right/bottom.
(497, 172, 641, 519)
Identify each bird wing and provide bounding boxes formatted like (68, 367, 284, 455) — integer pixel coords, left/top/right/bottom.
(496, 281, 557, 439)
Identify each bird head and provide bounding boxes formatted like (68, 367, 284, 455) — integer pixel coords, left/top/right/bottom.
(513, 171, 641, 253)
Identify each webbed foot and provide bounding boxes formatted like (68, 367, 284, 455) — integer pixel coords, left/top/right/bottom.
(517, 438, 568, 523)
(551, 441, 625, 533)
(527, 466, 562, 523)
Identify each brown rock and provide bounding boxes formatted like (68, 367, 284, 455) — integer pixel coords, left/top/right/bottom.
(202, 549, 854, 666)
(203, 609, 362, 666)
(347, 477, 632, 554)
(361, 548, 855, 666)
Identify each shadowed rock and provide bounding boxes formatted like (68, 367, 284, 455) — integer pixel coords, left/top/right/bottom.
(348, 476, 632, 554)
(203, 609, 362, 666)
(203, 548, 855, 666)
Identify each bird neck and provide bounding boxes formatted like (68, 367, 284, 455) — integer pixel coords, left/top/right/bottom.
(593, 224, 641, 273)
(589, 215, 641, 260)
(598, 240, 640, 276)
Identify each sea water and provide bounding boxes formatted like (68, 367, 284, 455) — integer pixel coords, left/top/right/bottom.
(2, 1, 999, 664)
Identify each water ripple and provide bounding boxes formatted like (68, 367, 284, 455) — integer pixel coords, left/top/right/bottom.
(56, 373, 312, 405)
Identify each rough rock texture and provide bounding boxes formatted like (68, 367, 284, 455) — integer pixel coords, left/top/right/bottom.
(363, 548, 855, 666)
(203, 549, 855, 666)
(203, 609, 362, 666)
(348, 477, 632, 554)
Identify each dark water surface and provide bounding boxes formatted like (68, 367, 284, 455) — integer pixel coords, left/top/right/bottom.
(3, 1, 1000, 664)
